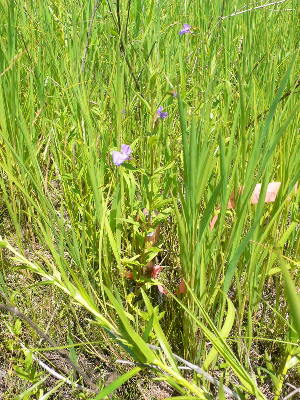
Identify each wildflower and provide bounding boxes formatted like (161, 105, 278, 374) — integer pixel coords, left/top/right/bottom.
(157, 106, 168, 119)
(179, 24, 192, 35)
(111, 144, 132, 166)
(168, 89, 177, 98)
(151, 264, 163, 279)
(157, 285, 168, 295)
(177, 278, 187, 294)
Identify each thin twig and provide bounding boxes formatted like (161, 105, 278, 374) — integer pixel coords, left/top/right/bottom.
(0, 300, 97, 391)
(270, 8, 295, 11)
(116, 0, 159, 95)
(107, 325, 241, 399)
(283, 387, 300, 400)
(19, 342, 95, 393)
(1, 295, 240, 399)
(286, 383, 299, 389)
(137, 40, 157, 81)
(222, 0, 290, 19)
(0, 50, 26, 78)
(116, 0, 121, 33)
(284, 383, 300, 400)
(116, 359, 160, 370)
(117, 345, 241, 400)
(81, 0, 102, 73)
(149, 344, 241, 400)
(124, 0, 132, 44)
(246, 76, 300, 129)
(105, 0, 142, 92)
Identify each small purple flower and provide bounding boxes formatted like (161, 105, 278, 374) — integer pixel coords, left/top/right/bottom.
(157, 106, 168, 119)
(179, 24, 192, 35)
(111, 144, 132, 166)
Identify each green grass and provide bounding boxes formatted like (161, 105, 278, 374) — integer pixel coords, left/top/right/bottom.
(0, 0, 299, 398)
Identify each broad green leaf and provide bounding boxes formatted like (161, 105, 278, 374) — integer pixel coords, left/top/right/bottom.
(92, 367, 141, 400)
(170, 286, 266, 399)
(142, 290, 179, 372)
(104, 287, 156, 363)
(164, 397, 198, 400)
(16, 375, 48, 399)
(279, 255, 300, 338)
(203, 297, 235, 369)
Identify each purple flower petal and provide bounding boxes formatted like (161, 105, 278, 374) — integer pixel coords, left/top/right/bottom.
(157, 106, 168, 120)
(121, 144, 132, 155)
(179, 23, 192, 35)
(112, 151, 130, 166)
(111, 144, 132, 166)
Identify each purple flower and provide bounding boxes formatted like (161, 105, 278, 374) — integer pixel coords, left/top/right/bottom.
(179, 24, 192, 35)
(157, 106, 168, 119)
(111, 144, 132, 166)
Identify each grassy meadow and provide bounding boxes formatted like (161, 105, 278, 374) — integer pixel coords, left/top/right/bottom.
(0, 0, 299, 398)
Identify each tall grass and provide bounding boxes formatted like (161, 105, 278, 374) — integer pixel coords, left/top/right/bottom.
(0, 0, 299, 398)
